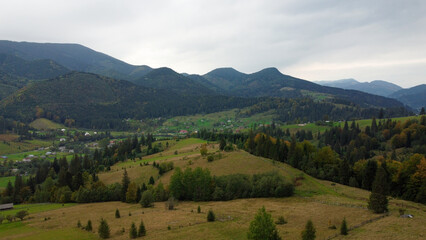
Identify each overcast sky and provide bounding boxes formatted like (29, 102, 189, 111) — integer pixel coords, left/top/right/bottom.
(1, 0, 425, 87)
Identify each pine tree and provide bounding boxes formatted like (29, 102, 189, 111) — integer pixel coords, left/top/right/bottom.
(207, 209, 215, 222)
(247, 207, 281, 240)
(148, 176, 155, 185)
(340, 218, 348, 235)
(138, 219, 146, 237)
(115, 209, 120, 218)
(301, 219, 316, 240)
(129, 222, 137, 239)
(121, 169, 130, 202)
(98, 218, 110, 239)
(219, 138, 226, 151)
(368, 166, 389, 213)
(85, 220, 92, 231)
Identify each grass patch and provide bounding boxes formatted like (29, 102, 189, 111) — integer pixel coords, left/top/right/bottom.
(29, 118, 65, 130)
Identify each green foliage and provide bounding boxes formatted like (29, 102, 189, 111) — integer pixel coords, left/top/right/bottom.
(15, 210, 28, 221)
(77, 220, 82, 228)
(368, 166, 389, 213)
(85, 220, 92, 232)
(247, 207, 281, 240)
(138, 219, 146, 237)
(115, 209, 120, 218)
(197, 205, 201, 213)
(301, 219, 316, 240)
(275, 216, 287, 225)
(98, 218, 110, 239)
(207, 209, 215, 222)
(140, 190, 154, 208)
(129, 222, 137, 239)
(340, 218, 348, 235)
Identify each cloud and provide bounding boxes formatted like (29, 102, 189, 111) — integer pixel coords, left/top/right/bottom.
(0, 0, 425, 87)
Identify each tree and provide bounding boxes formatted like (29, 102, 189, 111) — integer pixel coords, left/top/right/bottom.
(138, 219, 146, 237)
(129, 222, 137, 239)
(368, 166, 389, 213)
(207, 209, 215, 222)
(247, 207, 281, 240)
(200, 143, 208, 156)
(115, 209, 120, 218)
(85, 220, 92, 231)
(121, 169, 130, 202)
(340, 218, 348, 235)
(15, 210, 29, 221)
(140, 190, 154, 208)
(219, 138, 226, 151)
(420, 107, 425, 115)
(126, 182, 138, 203)
(98, 218, 110, 239)
(148, 176, 155, 185)
(301, 219, 316, 240)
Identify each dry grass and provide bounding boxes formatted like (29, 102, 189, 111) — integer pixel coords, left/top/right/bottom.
(0, 134, 19, 141)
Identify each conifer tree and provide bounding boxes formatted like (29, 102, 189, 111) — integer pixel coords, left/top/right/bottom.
(138, 219, 146, 237)
(247, 207, 281, 240)
(115, 209, 120, 218)
(98, 218, 110, 239)
(85, 220, 92, 231)
(340, 218, 348, 235)
(129, 222, 137, 239)
(301, 219, 316, 240)
(368, 166, 389, 213)
(121, 169, 130, 202)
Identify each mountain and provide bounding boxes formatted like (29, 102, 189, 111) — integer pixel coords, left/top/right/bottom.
(0, 53, 70, 80)
(0, 40, 153, 80)
(203, 67, 403, 108)
(389, 84, 426, 110)
(203, 67, 247, 91)
(316, 79, 402, 97)
(132, 67, 215, 95)
(0, 72, 256, 129)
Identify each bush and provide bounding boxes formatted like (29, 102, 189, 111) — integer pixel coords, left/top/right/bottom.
(197, 206, 201, 213)
(207, 155, 214, 162)
(207, 209, 215, 222)
(6, 215, 14, 222)
(275, 216, 287, 225)
(77, 220, 82, 228)
(85, 220, 92, 231)
(140, 190, 154, 208)
(15, 210, 29, 221)
(115, 209, 120, 218)
(166, 197, 176, 210)
(340, 218, 348, 235)
(98, 218, 110, 239)
(129, 222, 137, 239)
(0, 215, 4, 224)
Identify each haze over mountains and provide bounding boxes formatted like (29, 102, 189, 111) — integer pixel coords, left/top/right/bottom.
(316, 78, 425, 110)
(0, 40, 421, 128)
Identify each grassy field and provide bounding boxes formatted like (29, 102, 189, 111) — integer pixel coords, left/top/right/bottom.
(0, 176, 15, 190)
(29, 118, 65, 130)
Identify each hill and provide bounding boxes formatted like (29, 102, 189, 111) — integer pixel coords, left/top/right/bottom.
(0, 40, 152, 81)
(132, 67, 215, 95)
(389, 84, 426, 110)
(204, 67, 404, 108)
(316, 79, 402, 97)
(0, 72, 257, 129)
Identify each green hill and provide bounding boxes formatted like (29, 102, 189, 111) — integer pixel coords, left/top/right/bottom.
(389, 84, 426, 110)
(133, 67, 215, 95)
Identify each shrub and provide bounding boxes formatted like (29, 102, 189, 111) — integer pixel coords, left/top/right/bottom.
(207, 209, 215, 222)
(98, 218, 110, 239)
(6, 215, 14, 222)
(197, 205, 201, 213)
(140, 190, 154, 208)
(138, 219, 146, 237)
(0, 215, 4, 224)
(207, 155, 214, 162)
(77, 220, 82, 228)
(115, 209, 120, 218)
(340, 218, 348, 235)
(275, 216, 287, 225)
(129, 222, 137, 239)
(15, 210, 29, 221)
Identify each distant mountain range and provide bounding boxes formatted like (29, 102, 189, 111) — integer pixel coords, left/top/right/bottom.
(0, 40, 416, 128)
(316, 79, 425, 110)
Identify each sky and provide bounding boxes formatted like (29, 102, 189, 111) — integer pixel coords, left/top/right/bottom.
(1, 0, 426, 88)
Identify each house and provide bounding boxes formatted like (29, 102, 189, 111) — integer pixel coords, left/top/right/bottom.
(0, 203, 13, 211)
(69, 150, 74, 153)
(0, 156, 7, 159)
(46, 152, 52, 155)
(22, 158, 32, 163)
(28, 155, 35, 158)
(179, 130, 188, 134)
(85, 132, 91, 137)
(59, 138, 66, 142)
(61, 129, 66, 132)
(58, 146, 66, 152)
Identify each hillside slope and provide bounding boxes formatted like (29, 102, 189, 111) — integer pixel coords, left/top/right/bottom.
(389, 84, 426, 110)
(317, 79, 402, 97)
